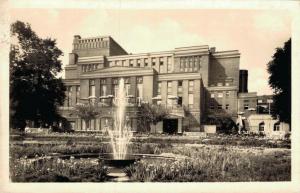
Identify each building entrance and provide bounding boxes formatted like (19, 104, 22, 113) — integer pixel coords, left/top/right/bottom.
(163, 119, 178, 134)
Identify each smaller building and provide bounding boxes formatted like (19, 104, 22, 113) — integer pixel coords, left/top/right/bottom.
(247, 114, 290, 139)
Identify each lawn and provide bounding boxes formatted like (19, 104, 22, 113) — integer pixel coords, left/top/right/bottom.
(9, 132, 291, 182)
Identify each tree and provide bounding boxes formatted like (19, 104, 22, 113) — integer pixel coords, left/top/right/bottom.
(74, 102, 100, 130)
(267, 38, 291, 124)
(138, 104, 169, 133)
(10, 21, 66, 129)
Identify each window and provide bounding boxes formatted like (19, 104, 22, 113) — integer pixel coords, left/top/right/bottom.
(189, 57, 193, 71)
(225, 104, 229, 110)
(89, 80, 95, 97)
(137, 59, 141, 67)
(67, 86, 72, 107)
(178, 80, 183, 93)
(137, 77, 143, 99)
(244, 104, 249, 110)
(217, 92, 223, 98)
(137, 77, 143, 84)
(211, 93, 215, 98)
(258, 99, 263, 103)
(122, 60, 126, 66)
(188, 94, 194, 108)
(129, 60, 133, 67)
(157, 82, 161, 95)
(152, 58, 156, 66)
(159, 57, 164, 66)
(167, 81, 172, 94)
(274, 122, 280, 131)
(178, 96, 182, 106)
(225, 91, 230, 97)
(167, 57, 172, 72)
(225, 82, 230, 86)
(259, 122, 265, 131)
(217, 104, 222, 109)
(144, 58, 148, 67)
(188, 80, 194, 92)
(210, 102, 215, 110)
(75, 86, 80, 104)
(167, 95, 173, 107)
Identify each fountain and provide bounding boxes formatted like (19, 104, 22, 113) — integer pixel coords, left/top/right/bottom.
(101, 78, 136, 168)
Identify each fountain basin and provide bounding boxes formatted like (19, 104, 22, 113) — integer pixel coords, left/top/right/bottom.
(99, 153, 139, 168)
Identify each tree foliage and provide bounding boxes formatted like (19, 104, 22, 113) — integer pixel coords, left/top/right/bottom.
(74, 102, 100, 129)
(10, 21, 66, 129)
(138, 104, 169, 132)
(267, 38, 291, 124)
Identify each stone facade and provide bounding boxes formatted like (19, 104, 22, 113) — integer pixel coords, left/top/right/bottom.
(60, 35, 245, 133)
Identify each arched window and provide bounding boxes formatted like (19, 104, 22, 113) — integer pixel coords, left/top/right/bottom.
(274, 122, 280, 131)
(259, 122, 265, 132)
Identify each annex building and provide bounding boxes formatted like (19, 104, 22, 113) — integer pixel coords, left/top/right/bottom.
(60, 35, 251, 133)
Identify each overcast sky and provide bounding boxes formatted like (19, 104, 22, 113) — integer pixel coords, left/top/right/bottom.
(10, 8, 291, 95)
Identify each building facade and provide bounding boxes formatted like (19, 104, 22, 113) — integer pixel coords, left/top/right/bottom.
(60, 35, 244, 133)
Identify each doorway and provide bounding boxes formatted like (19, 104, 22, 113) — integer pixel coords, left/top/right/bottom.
(163, 119, 178, 134)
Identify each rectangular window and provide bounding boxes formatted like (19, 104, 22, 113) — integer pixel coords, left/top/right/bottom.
(211, 93, 215, 98)
(167, 57, 172, 73)
(210, 102, 215, 110)
(167, 81, 172, 94)
(178, 80, 183, 93)
(67, 86, 72, 107)
(188, 80, 194, 93)
(125, 84, 131, 96)
(225, 91, 230, 97)
(258, 99, 263, 103)
(167, 95, 172, 107)
(89, 80, 95, 97)
(76, 86, 80, 104)
(188, 94, 194, 108)
(218, 92, 223, 98)
(159, 57, 164, 66)
(217, 104, 222, 109)
(178, 96, 182, 106)
(137, 77, 143, 84)
(137, 59, 141, 67)
(144, 58, 148, 67)
(100, 85, 107, 96)
(152, 58, 156, 66)
(244, 104, 249, 110)
(129, 60, 133, 67)
(157, 82, 161, 95)
(122, 60, 126, 66)
(225, 104, 229, 110)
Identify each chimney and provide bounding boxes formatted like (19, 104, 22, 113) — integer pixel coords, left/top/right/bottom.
(210, 47, 216, 53)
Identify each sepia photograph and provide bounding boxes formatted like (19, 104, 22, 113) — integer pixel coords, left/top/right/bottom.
(1, 0, 300, 192)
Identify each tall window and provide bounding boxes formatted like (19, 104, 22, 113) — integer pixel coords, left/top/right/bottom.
(152, 58, 156, 66)
(167, 57, 172, 73)
(129, 60, 133, 67)
(144, 58, 149, 67)
(137, 59, 141, 67)
(157, 82, 161, 95)
(100, 79, 107, 96)
(188, 94, 194, 108)
(67, 86, 72, 107)
(225, 104, 229, 110)
(89, 80, 95, 97)
(178, 80, 183, 94)
(218, 92, 223, 98)
(75, 86, 80, 104)
(112, 78, 119, 97)
(167, 81, 172, 94)
(159, 57, 164, 66)
(124, 78, 131, 97)
(225, 91, 230, 97)
(137, 77, 143, 99)
(259, 122, 265, 132)
(188, 80, 194, 93)
(274, 122, 280, 131)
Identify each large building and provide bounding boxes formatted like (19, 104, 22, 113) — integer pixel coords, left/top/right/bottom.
(60, 35, 249, 133)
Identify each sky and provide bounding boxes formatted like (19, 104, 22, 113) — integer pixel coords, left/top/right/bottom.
(9, 7, 292, 95)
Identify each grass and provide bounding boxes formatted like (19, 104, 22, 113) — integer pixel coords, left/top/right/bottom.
(10, 157, 108, 182)
(124, 146, 291, 182)
(9, 132, 291, 182)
